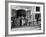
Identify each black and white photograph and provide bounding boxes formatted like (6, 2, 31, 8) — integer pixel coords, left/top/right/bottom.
(11, 6, 41, 31)
(5, 1, 45, 35)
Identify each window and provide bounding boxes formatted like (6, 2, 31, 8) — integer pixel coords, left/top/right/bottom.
(36, 6, 40, 12)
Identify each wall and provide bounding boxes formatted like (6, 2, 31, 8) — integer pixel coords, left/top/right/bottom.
(0, 0, 46, 37)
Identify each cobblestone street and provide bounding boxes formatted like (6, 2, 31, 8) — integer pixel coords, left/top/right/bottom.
(12, 26, 41, 31)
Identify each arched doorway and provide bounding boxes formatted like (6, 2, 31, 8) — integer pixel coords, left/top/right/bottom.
(17, 9, 26, 26)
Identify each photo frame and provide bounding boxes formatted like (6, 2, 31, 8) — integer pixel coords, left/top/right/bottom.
(5, 0, 45, 36)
